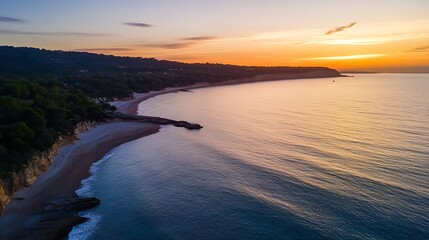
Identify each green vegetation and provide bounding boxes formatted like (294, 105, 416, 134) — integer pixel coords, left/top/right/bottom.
(0, 46, 341, 179)
(0, 46, 341, 100)
(0, 78, 105, 178)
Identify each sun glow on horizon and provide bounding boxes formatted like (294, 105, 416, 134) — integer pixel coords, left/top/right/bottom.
(301, 54, 386, 61)
(1, 1, 428, 71)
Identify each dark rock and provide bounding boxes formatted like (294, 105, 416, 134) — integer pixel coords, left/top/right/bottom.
(42, 197, 100, 213)
(173, 121, 203, 130)
(108, 112, 203, 130)
(19, 196, 100, 239)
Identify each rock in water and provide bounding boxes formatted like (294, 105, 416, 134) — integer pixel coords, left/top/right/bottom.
(20, 196, 100, 239)
(42, 197, 100, 212)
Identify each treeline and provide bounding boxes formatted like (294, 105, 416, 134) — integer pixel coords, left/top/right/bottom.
(0, 46, 341, 100)
(0, 76, 108, 178)
(0, 46, 341, 179)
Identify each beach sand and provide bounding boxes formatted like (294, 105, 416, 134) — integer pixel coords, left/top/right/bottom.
(110, 71, 343, 115)
(0, 83, 203, 238)
(0, 71, 342, 238)
(110, 85, 207, 115)
(0, 122, 160, 239)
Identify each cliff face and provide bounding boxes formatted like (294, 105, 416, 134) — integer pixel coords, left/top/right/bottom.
(0, 122, 96, 214)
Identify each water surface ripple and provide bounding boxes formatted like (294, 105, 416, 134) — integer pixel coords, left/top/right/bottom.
(71, 74, 429, 240)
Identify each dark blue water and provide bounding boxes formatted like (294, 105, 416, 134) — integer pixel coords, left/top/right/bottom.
(70, 74, 429, 239)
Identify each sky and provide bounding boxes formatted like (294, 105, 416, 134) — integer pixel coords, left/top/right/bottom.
(1, 0, 429, 71)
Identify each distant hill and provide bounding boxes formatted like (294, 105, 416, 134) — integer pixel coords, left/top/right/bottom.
(0, 45, 341, 191)
(0, 46, 185, 76)
(0, 46, 341, 99)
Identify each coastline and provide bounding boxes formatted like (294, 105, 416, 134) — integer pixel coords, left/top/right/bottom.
(112, 71, 344, 115)
(0, 122, 160, 239)
(0, 71, 342, 238)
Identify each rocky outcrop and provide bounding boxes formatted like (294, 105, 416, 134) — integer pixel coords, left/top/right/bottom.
(24, 196, 100, 240)
(109, 112, 203, 130)
(42, 196, 100, 213)
(0, 122, 96, 214)
(0, 115, 201, 214)
(173, 121, 203, 129)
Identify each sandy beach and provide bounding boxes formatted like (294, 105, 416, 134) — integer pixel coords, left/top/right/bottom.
(0, 72, 342, 239)
(0, 122, 160, 239)
(0, 81, 209, 238)
(111, 71, 343, 115)
(110, 84, 209, 115)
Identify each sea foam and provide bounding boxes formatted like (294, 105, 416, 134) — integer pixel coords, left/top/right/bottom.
(68, 151, 114, 240)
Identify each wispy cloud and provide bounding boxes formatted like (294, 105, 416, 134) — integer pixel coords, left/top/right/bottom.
(301, 54, 384, 61)
(74, 48, 133, 52)
(0, 16, 26, 23)
(143, 42, 197, 49)
(410, 45, 429, 52)
(182, 36, 216, 41)
(325, 22, 357, 35)
(0, 29, 112, 37)
(141, 36, 217, 49)
(123, 22, 153, 28)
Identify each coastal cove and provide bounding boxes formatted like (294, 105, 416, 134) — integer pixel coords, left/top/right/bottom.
(0, 72, 342, 239)
(0, 122, 160, 239)
(72, 74, 428, 239)
(1, 1, 428, 239)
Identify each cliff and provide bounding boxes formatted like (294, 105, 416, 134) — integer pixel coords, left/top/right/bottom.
(0, 115, 202, 214)
(0, 122, 96, 214)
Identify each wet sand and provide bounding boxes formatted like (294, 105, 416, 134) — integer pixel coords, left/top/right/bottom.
(0, 71, 342, 238)
(0, 122, 160, 239)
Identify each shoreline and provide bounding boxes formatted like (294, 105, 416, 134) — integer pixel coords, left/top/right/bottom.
(111, 71, 344, 115)
(0, 122, 160, 239)
(0, 71, 342, 238)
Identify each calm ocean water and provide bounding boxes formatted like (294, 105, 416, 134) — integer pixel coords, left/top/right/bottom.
(70, 74, 429, 240)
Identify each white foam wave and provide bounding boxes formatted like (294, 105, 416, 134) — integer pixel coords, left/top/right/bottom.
(69, 151, 114, 239)
(68, 212, 101, 240)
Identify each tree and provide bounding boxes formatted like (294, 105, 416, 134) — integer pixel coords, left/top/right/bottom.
(22, 108, 46, 133)
(8, 121, 35, 142)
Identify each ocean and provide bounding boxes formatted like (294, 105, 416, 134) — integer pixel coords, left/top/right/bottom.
(69, 74, 429, 239)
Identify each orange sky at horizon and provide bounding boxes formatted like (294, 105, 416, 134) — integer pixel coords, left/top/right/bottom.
(74, 18, 429, 71)
(1, 1, 429, 71)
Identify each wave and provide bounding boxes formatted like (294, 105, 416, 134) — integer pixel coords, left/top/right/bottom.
(68, 151, 115, 240)
(68, 212, 101, 240)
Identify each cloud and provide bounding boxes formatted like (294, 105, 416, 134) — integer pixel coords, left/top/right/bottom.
(143, 42, 196, 49)
(0, 16, 26, 23)
(181, 36, 216, 41)
(410, 45, 429, 52)
(325, 22, 357, 35)
(74, 48, 133, 52)
(141, 36, 217, 49)
(123, 22, 153, 28)
(300, 54, 384, 61)
(0, 29, 112, 37)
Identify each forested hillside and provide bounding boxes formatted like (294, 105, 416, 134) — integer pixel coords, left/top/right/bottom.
(0, 78, 108, 178)
(0, 46, 341, 100)
(0, 46, 341, 179)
